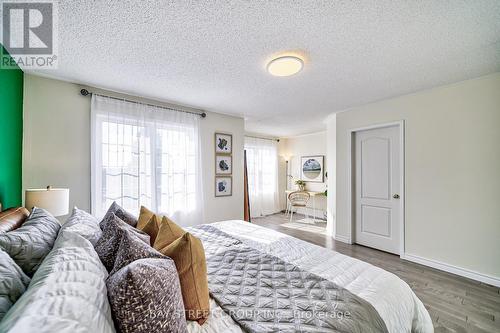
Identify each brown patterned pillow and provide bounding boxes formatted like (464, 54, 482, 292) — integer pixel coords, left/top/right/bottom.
(107, 258, 187, 333)
(94, 214, 150, 272)
(109, 227, 165, 276)
(159, 232, 210, 324)
(100, 202, 138, 230)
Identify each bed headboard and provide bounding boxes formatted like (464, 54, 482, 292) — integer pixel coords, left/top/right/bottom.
(0, 206, 29, 232)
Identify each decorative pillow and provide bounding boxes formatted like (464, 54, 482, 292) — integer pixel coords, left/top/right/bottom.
(99, 201, 138, 230)
(107, 258, 187, 333)
(94, 214, 150, 272)
(0, 250, 31, 321)
(109, 227, 165, 276)
(159, 232, 210, 323)
(0, 230, 115, 333)
(137, 206, 156, 230)
(139, 215, 160, 246)
(61, 207, 102, 245)
(153, 216, 186, 250)
(0, 207, 61, 276)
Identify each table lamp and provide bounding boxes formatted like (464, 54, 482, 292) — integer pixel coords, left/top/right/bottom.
(25, 186, 69, 217)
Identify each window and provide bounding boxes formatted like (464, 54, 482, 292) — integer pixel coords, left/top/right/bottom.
(91, 95, 203, 225)
(244, 137, 280, 217)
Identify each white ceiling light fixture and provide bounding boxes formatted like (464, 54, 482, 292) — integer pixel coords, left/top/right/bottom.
(267, 55, 304, 77)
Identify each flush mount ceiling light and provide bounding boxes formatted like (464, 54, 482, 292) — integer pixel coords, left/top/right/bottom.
(267, 56, 304, 77)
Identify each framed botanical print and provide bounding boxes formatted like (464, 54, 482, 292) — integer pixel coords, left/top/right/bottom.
(215, 133, 232, 154)
(215, 176, 232, 197)
(215, 155, 232, 175)
(301, 155, 324, 183)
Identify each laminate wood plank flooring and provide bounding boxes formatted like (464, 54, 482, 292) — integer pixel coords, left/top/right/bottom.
(252, 213, 500, 333)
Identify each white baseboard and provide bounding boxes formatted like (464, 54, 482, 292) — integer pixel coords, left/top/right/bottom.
(401, 253, 500, 288)
(334, 234, 351, 244)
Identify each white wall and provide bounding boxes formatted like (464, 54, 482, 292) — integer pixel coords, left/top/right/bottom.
(329, 72, 500, 282)
(202, 113, 244, 223)
(326, 115, 336, 236)
(23, 74, 244, 223)
(23, 75, 90, 221)
(279, 132, 328, 219)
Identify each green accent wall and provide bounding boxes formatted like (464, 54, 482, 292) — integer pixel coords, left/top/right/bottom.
(0, 45, 23, 208)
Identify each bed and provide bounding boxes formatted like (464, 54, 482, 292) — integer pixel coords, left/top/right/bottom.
(186, 220, 433, 333)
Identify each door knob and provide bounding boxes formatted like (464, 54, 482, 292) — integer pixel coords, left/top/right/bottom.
(393, 194, 400, 199)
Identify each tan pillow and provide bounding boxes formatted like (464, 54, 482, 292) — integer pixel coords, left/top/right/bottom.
(139, 215, 159, 246)
(159, 233, 210, 324)
(137, 206, 161, 230)
(153, 216, 185, 250)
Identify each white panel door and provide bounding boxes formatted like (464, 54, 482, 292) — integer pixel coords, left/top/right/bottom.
(354, 125, 401, 254)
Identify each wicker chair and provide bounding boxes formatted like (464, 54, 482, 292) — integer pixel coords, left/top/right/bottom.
(288, 191, 311, 222)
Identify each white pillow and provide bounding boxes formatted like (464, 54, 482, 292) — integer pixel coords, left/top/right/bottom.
(61, 207, 102, 246)
(0, 231, 115, 333)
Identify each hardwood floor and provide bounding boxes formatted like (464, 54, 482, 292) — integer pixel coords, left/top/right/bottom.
(252, 213, 500, 333)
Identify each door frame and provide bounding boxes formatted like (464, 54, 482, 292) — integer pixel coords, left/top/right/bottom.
(347, 120, 405, 257)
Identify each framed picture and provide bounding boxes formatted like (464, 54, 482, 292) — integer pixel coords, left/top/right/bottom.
(215, 155, 232, 175)
(215, 133, 232, 154)
(215, 176, 232, 197)
(301, 155, 324, 183)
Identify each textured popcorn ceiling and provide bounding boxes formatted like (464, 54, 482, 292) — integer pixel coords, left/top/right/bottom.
(25, 1, 500, 137)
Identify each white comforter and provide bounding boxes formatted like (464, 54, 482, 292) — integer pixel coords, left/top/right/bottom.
(188, 220, 433, 333)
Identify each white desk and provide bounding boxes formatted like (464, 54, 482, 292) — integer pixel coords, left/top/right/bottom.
(285, 190, 326, 223)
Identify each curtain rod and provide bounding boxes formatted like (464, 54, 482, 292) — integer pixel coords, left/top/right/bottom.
(245, 135, 280, 142)
(80, 89, 206, 118)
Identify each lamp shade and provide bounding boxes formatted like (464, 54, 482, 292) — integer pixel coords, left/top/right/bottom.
(25, 187, 69, 217)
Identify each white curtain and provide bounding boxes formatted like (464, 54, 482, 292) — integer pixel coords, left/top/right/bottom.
(91, 95, 204, 226)
(244, 137, 280, 217)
